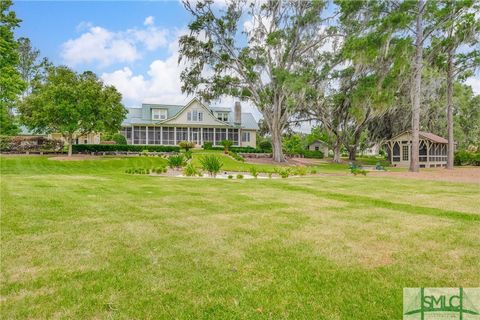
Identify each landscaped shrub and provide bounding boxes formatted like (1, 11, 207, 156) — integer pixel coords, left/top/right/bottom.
(351, 168, 367, 176)
(72, 144, 180, 153)
(236, 174, 244, 179)
(199, 155, 223, 177)
(206, 146, 264, 153)
(454, 150, 480, 166)
(228, 175, 233, 179)
(228, 151, 244, 162)
(184, 150, 193, 160)
(302, 150, 324, 159)
(183, 163, 200, 176)
(168, 154, 186, 169)
(178, 140, 195, 151)
(153, 167, 167, 174)
(111, 133, 127, 145)
(0, 136, 64, 152)
(275, 167, 291, 178)
(221, 140, 233, 153)
(249, 167, 259, 178)
(310, 168, 317, 174)
(259, 140, 272, 152)
(202, 141, 213, 150)
(294, 167, 307, 176)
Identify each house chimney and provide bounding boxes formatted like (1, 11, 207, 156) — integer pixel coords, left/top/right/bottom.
(234, 101, 241, 124)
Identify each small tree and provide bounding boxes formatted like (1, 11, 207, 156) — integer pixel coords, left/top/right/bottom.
(178, 140, 195, 152)
(19, 66, 127, 156)
(221, 140, 233, 154)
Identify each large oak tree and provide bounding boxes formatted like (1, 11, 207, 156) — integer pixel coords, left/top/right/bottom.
(179, 0, 335, 162)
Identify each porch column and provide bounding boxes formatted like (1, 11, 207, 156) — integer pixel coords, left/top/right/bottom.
(160, 127, 163, 145)
(226, 128, 228, 142)
(131, 125, 135, 145)
(213, 128, 216, 145)
(200, 127, 203, 145)
(174, 127, 177, 145)
(187, 127, 190, 142)
(146, 126, 149, 145)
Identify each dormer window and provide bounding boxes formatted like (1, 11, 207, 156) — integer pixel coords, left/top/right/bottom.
(216, 112, 228, 121)
(187, 109, 203, 122)
(152, 109, 167, 120)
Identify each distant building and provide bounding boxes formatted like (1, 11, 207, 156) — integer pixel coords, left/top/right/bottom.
(308, 140, 329, 155)
(384, 131, 448, 168)
(120, 98, 259, 148)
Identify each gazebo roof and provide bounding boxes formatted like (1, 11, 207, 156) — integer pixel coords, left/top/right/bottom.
(387, 130, 448, 144)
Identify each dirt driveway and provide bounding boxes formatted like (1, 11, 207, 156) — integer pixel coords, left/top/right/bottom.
(370, 167, 480, 184)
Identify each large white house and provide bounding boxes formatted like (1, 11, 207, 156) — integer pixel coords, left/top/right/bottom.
(120, 98, 259, 148)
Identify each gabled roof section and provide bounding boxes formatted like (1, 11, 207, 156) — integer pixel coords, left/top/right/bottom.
(159, 98, 230, 126)
(386, 130, 448, 144)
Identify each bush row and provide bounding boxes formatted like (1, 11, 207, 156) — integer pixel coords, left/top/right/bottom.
(203, 144, 265, 153)
(454, 151, 480, 166)
(72, 144, 180, 153)
(0, 135, 64, 152)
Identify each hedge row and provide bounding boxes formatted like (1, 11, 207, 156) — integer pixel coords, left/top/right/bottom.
(72, 144, 180, 153)
(0, 135, 64, 152)
(205, 146, 266, 153)
(454, 151, 480, 166)
(301, 150, 324, 159)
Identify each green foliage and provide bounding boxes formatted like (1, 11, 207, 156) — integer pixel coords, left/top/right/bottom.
(178, 140, 195, 151)
(351, 168, 368, 176)
(202, 141, 213, 150)
(168, 154, 186, 169)
(310, 168, 317, 174)
(0, 135, 63, 152)
(184, 150, 193, 160)
(72, 144, 180, 153)
(102, 133, 127, 145)
(228, 150, 244, 162)
(274, 167, 291, 179)
(454, 150, 480, 166)
(19, 66, 127, 155)
(227, 175, 233, 179)
(249, 166, 258, 178)
(258, 140, 272, 152)
(302, 150, 324, 159)
(199, 155, 223, 177)
(221, 140, 233, 153)
(0, 1, 25, 135)
(283, 135, 304, 155)
(293, 167, 307, 176)
(206, 146, 264, 153)
(236, 174, 244, 179)
(183, 163, 200, 176)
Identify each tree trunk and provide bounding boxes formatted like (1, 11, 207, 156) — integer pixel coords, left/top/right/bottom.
(348, 147, 357, 161)
(271, 128, 285, 162)
(446, 48, 454, 169)
(333, 141, 341, 163)
(67, 135, 73, 157)
(409, 0, 424, 173)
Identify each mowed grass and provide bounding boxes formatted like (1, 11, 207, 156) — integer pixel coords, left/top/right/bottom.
(1, 156, 479, 319)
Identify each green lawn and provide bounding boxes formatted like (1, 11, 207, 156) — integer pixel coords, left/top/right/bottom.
(1, 156, 479, 319)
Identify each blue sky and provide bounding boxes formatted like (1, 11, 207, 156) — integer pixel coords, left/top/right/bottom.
(12, 1, 480, 115)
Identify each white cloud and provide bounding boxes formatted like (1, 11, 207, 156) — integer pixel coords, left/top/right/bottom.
(465, 76, 480, 96)
(144, 16, 154, 26)
(61, 22, 169, 67)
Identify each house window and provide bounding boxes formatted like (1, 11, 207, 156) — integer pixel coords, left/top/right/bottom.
(203, 128, 214, 143)
(228, 129, 239, 145)
(402, 145, 409, 161)
(217, 112, 228, 121)
(315, 146, 319, 151)
(152, 109, 167, 120)
(133, 126, 146, 144)
(187, 110, 203, 122)
(242, 132, 250, 142)
(176, 127, 188, 142)
(215, 128, 227, 144)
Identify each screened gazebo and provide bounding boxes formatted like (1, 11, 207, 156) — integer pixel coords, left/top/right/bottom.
(385, 131, 448, 168)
